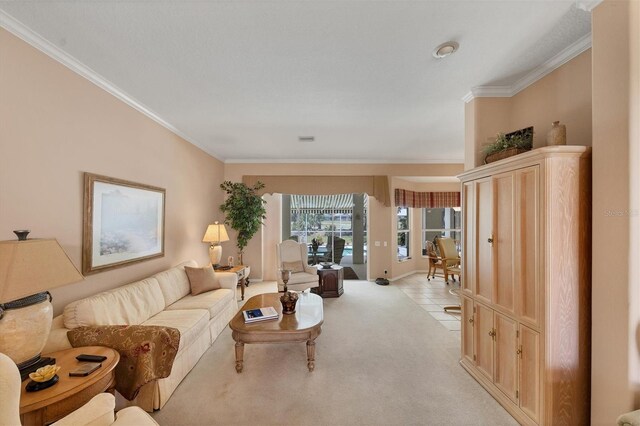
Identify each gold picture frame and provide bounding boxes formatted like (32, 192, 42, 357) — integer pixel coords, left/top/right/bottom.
(83, 173, 165, 275)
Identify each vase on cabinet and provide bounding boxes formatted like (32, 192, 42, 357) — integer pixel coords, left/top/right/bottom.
(546, 121, 566, 146)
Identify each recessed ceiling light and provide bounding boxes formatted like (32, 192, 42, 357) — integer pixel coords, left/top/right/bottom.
(298, 136, 315, 142)
(432, 41, 459, 59)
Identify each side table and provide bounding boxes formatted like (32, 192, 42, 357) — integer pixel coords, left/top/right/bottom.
(20, 346, 119, 426)
(216, 264, 250, 300)
(312, 266, 344, 298)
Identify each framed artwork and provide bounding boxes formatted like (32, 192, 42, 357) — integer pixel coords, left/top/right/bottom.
(83, 173, 165, 275)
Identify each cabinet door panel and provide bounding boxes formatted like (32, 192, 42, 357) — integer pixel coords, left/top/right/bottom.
(519, 325, 541, 424)
(461, 182, 475, 295)
(494, 173, 516, 315)
(461, 295, 474, 364)
(493, 312, 518, 403)
(516, 167, 540, 327)
(474, 302, 494, 381)
(475, 178, 493, 305)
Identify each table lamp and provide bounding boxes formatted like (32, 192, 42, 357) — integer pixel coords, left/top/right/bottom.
(0, 233, 84, 380)
(202, 222, 229, 267)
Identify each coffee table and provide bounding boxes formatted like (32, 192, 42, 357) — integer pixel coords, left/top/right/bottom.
(229, 292, 323, 372)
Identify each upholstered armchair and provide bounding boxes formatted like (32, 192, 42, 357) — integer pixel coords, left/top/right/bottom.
(276, 240, 319, 292)
(0, 352, 158, 426)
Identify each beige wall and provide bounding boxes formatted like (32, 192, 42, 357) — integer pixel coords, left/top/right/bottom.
(467, 98, 511, 169)
(591, 1, 639, 423)
(510, 50, 593, 149)
(0, 29, 225, 315)
(224, 163, 463, 280)
(465, 50, 592, 169)
(261, 193, 282, 281)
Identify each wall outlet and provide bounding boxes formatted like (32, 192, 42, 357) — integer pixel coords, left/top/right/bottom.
(375, 241, 381, 247)
(383, 241, 387, 247)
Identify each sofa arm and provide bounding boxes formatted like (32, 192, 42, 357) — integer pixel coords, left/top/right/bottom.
(215, 272, 238, 291)
(52, 393, 115, 426)
(113, 407, 159, 425)
(43, 316, 72, 354)
(618, 410, 640, 426)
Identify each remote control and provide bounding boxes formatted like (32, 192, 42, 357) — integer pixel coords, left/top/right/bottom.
(76, 354, 107, 363)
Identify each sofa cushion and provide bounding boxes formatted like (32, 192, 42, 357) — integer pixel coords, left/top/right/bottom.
(63, 278, 165, 329)
(154, 260, 197, 307)
(142, 309, 209, 354)
(184, 266, 220, 295)
(164, 289, 234, 320)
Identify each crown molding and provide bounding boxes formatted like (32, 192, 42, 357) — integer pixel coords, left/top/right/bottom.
(223, 158, 464, 164)
(576, 0, 604, 12)
(463, 32, 592, 103)
(0, 10, 224, 161)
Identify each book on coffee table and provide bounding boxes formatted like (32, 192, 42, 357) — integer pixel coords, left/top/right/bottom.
(243, 307, 278, 323)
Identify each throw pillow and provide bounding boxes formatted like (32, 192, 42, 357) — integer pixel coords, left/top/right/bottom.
(282, 260, 305, 273)
(185, 265, 220, 295)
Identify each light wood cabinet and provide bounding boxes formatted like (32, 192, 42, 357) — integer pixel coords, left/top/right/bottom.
(458, 147, 591, 425)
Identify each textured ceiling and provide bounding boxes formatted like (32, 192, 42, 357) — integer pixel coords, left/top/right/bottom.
(0, 1, 591, 163)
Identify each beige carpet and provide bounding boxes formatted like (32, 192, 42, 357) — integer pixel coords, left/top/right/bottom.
(152, 279, 517, 426)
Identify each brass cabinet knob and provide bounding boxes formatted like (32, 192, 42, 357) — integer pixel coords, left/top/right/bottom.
(468, 318, 474, 324)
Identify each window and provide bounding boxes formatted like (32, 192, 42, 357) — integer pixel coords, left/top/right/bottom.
(421, 208, 461, 254)
(287, 194, 368, 265)
(397, 207, 410, 260)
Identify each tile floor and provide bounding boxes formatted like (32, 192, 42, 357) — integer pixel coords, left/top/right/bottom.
(394, 273, 462, 338)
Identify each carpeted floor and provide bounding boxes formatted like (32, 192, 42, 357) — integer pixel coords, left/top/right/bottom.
(152, 278, 517, 426)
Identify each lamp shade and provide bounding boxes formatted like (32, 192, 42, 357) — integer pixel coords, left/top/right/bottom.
(202, 222, 229, 244)
(0, 239, 84, 303)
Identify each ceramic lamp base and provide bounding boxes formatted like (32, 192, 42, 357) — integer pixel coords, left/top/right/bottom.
(0, 292, 53, 380)
(209, 244, 223, 266)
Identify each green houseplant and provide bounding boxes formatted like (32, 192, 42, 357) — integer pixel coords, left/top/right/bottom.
(219, 181, 267, 264)
(483, 127, 534, 164)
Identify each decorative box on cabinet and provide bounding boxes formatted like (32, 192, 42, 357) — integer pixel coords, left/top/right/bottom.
(457, 146, 591, 426)
(312, 266, 344, 298)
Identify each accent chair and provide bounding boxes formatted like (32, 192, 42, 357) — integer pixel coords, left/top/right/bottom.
(276, 240, 319, 292)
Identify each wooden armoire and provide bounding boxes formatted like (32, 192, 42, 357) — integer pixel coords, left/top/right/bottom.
(457, 146, 591, 425)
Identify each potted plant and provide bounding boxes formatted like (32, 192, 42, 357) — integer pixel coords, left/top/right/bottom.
(483, 127, 534, 164)
(219, 181, 267, 264)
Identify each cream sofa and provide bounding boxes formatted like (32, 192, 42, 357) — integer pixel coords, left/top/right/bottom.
(44, 260, 238, 412)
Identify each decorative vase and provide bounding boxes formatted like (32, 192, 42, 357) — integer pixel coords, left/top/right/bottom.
(280, 291, 299, 315)
(546, 121, 566, 146)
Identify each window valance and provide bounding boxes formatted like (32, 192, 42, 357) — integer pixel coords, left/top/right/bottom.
(242, 175, 390, 206)
(394, 189, 460, 208)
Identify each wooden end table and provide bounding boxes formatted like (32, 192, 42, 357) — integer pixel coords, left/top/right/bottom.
(215, 264, 249, 301)
(313, 265, 344, 298)
(20, 346, 119, 426)
(229, 292, 323, 372)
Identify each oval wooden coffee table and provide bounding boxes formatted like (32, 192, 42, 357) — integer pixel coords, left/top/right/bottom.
(229, 292, 323, 372)
(20, 346, 119, 426)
